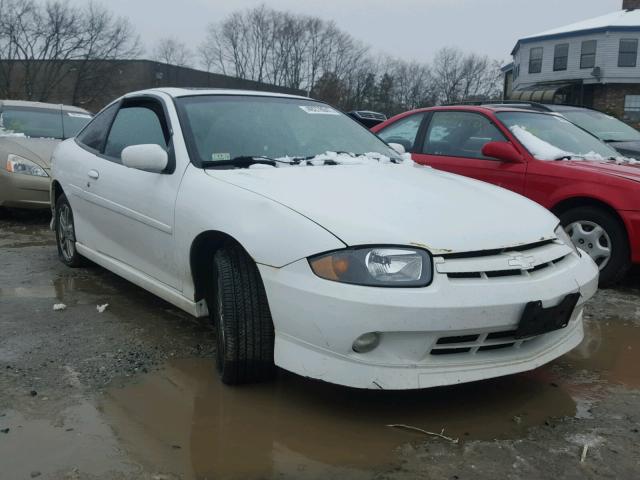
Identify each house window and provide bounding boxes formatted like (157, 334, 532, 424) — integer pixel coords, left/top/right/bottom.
(624, 95, 640, 121)
(529, 47, 543, 73)
(580, 40, 597, 69)
(513, 64, 519, 80)
(618, 39, 638, 67)
(553, 44, 569, 71)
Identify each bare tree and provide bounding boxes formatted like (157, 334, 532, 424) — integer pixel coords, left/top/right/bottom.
(0, 0, 140, 104)
(203, 6, 502, 112)
(152, 37, 192, 67)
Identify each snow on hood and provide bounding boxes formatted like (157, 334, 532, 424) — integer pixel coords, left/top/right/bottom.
(510, 125, 639, 165)
(207, 155, 558, 254)
(247, 150, 408, 168)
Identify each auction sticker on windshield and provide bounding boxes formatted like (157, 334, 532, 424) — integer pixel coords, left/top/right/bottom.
(299, 105, 340, 115)
(212, 153, 231, 161)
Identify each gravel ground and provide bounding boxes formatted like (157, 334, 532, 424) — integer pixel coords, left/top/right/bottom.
(0, 211, 638, 480)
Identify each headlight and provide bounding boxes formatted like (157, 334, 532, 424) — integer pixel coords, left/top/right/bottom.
(555, 224, 579, 256)
(5, 154, 48, 177)
(309, 246, 432, 287)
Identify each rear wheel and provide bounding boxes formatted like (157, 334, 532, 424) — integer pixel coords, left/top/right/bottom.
(211, 243, 275, 384)
(55, 194, 86, 267)
(559, 206, 630, 287)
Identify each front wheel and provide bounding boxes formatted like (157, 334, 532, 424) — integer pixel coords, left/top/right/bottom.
(560, 206, 630, 287)
(211, 243, 276, 384)
(55, 194, 86, 267)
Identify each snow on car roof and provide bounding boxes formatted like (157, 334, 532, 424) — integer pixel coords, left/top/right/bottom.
(130, 87, 310, 101)
(520, 9, 640, 42)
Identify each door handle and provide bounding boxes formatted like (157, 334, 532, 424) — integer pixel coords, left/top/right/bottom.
(87, 170, 99, 180)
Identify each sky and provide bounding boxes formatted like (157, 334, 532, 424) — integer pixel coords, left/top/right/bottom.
(76, 0, 623, 64)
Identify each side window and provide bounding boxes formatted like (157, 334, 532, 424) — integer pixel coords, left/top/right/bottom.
(421, 111, 506, 160)
(76, 103, 118, 152)
(103, 104, 168, 161)
(376, 113, 425, 152)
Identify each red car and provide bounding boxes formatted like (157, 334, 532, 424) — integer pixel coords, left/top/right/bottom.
(372, 105, 640, 286)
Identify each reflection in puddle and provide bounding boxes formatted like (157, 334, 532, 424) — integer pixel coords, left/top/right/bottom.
(98, 319, 640, 480)
(0, 276, 118, 300)
(101, 358, 575, 480)
(566, 318, 640, 388)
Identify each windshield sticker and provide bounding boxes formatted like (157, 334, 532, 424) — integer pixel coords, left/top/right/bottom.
(66, 112, 92, 118)
(212, 152, 231, 161)
(299, 105, 340, 115)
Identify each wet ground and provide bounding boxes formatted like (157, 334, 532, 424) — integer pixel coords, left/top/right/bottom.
(1, 210, 639, 480)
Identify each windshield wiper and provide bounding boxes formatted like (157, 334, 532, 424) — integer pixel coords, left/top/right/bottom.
(202, 156, 283, 169)
(553, 154, 585, 161)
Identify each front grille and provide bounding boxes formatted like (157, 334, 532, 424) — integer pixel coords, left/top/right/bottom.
(430, 329, 532, 356)
(437, 240, 572, 281)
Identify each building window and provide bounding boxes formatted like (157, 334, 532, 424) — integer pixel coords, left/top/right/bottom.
(513, 64, 519, 80)
(553, 44, 569, 71)
(529, 47, 543, 73)
(624, 95, 640, 122)
(580, 40, 597, 69)
(619, 39, 638, 67)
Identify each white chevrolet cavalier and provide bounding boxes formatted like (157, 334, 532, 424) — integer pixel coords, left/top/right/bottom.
(50, 89, 599, 389)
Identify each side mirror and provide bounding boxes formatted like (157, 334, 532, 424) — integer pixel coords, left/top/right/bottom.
(121, 144, 168, 173)
(388, 142, 406, 154)
(481, 141, 522, 163)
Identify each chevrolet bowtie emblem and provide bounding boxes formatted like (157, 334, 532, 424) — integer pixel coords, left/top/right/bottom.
(507, 254, 536, 269)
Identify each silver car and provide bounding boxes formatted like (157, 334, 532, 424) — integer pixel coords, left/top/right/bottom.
(0, 100, 92, 210)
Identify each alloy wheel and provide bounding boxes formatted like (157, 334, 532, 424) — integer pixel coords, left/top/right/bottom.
(58, 204, 76, 262)
(566, 220, 612, 270)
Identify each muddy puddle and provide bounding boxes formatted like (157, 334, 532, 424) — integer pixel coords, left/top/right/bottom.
(93, 319, 639, 480)
(1, 319, 638, 479)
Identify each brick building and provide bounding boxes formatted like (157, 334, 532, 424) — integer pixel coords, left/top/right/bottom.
(0, 59, 306, 113)
(506, 0, 640, 126)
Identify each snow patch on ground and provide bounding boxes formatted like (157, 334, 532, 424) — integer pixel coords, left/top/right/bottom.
(53, 303, 67, 311)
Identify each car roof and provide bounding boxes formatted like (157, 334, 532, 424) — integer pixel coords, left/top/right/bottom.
(394, 105, 557, 116)
(0, 99, 90, 114)
(125, 87, 311, 101)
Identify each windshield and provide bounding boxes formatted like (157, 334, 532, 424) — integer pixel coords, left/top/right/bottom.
(497, 111, 620, 160)
(560, 109, 640, 143)
(0, 107, 91, 139)
(176, 95, 399, 166)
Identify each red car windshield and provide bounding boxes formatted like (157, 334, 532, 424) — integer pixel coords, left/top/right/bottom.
(497, 111, 620, 160)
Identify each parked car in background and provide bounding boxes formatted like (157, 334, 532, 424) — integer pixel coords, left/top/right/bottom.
(0, 100, 92, 211)
(373, 105, 640, 286)
(50, 88, 598, 389)
(469, 102, 640, 160)
(346, 110, 387, 128)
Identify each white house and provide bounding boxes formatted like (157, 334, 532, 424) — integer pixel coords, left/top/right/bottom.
(506, 0, 640, 125)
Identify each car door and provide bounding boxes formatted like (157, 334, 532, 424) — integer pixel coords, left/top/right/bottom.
(411, 110, 527, 194)
(76, 96, 184, 289)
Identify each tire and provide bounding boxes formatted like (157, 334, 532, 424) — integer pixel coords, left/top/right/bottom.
(559, 206, 630, 288)
(211, 243, 276, 384)
(55, 194, 86, 267)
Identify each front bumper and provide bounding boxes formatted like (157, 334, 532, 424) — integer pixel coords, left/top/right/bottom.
(258, 248, 599, 389)
(0, 168, 50, 209)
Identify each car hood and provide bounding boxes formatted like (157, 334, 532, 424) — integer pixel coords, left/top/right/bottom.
(0, 136, 60, 168)
(560, 158, 640, 183)
(607, 140, 640, 160)
(206, 163, 558, 254)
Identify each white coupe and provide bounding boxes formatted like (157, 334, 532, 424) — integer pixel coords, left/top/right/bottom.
(50, 88, 599, 389)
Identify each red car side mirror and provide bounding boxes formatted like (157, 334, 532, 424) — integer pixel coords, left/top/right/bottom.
(481, 141, 523, 163)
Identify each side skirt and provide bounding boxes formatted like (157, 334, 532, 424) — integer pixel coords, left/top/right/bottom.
(75, 242, 209, 318)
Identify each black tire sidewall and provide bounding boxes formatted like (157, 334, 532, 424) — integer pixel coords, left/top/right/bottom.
(559, 206, 630, 287)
